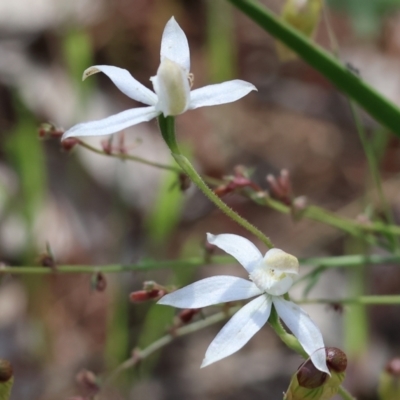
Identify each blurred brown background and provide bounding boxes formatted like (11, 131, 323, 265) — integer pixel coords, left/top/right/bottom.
(1, 0, 400, 399)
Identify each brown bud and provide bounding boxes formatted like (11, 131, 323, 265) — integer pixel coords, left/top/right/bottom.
(94, 272, 107, 292)
(297, 361, 328, 389)
(326, 347, 347, 373)
(38, 122, 64, 139)
(0, 359, 13, 382)
(178, 308, 200, 324)
(129, 289, 163, 302)
(385, 358, 400, 376)
(179, 173, 191, 191)
(76, 369, 99, 395)
(61, 137, 79, 152)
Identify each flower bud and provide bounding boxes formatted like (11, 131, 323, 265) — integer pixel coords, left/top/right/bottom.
(61, 137, 79, 152)
(178, 308, 200, 324)
(297, 360, 328, 389)
(378, 358, 400, 400)
(326, 347, 347, 373)
(92, 272, 107, 292)
(38, 122, 64, 139)
(0, 360, 13, 383)
(76, 369, 99, 395)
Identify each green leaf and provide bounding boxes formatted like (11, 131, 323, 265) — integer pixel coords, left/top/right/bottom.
(227, 0, 400, 137)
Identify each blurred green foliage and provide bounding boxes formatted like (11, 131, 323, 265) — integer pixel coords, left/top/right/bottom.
(328, 0, 400, 36)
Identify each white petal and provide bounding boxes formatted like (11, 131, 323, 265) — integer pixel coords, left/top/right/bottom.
(83, 65, 158, 106)
(250, 269, 296, 296)
(62, 106, 159, 139)
(207, 233, 263, 273)
(160, 17, 190, 71)
(272, 297, 329, 374)
(157, 276, 262, 309)
(189, 80, 257, 110)
(201, 295, 271, 367)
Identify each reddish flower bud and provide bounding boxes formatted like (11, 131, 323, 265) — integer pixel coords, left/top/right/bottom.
(266, 169, 293, 205)
(76, 369, 99, 395)
(0, 359, 13, 383)
(385, 358, 400, 376)
(62, 137, 79, 152)
(93, 272, 107, 292)
(297, 361, 328, 389)
(130, 289, 164, 302)
(178, 308, 200, 324)
(38, 122, 64, 139)
(297, 347, 347, 389)
(179, 173, 191, 191)
(326, 347, 347, 373)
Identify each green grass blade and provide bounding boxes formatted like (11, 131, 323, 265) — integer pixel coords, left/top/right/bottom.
(227, 0, 400, 137)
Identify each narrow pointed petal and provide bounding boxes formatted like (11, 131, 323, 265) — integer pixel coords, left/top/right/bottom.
(157, 276, 262, 309)
(160, 17, 190, 71)
(201, 295, 271, 367)
(272, 297, 329, 374)
(83, 65, 158, 106)
(189, 80, 257, 110)
(207, 233, 263, 273)
(62, 106, 159, 139)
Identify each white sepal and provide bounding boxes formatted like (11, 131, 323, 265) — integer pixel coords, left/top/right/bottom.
(157, 276, 262, 309)
(201, 294, 271, 367)
(82, 65, 158, 106)
(272, 296, 329, 374)
(207, 233, 263, 273)
(62, 106, 158, 139)
(160, 16, 190, 71)
(189, 80, 257, 110)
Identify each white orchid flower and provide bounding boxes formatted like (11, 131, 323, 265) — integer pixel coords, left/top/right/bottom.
(62, 17, 256, 140)
(158, 233, 329, 374)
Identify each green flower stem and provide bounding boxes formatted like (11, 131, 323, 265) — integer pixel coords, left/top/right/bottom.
(226, 0, 400, 137)
(2, 253, 400, 275)
(349, 101, 399, 251)
(0, 256, 231, 275)
(77, 139, 181, 173)
(298, 295, 400, 305)
(337, 386, 357, 400)
(252, 193, 400, 237)
(157, 115, 274, 249)
(268, 306, 308, 358)
(158, 115, 180, 154)
(173, 153, 274, 248)
(103, 306, 240, 386)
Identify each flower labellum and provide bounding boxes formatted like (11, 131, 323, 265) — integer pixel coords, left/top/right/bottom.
(158, 233, 329, 374)
(62, 17, 257, 140)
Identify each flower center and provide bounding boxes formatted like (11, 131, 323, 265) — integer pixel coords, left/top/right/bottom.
(249, 249, 299, 296)
(151, 58, 191, 116)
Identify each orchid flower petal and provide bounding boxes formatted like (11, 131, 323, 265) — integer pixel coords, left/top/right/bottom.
(207, 233, 263, 273)
(201, 294, 271, 367)
(83, 65, 158, 106)
(272, 297, 329, 374)
(157, 276, 262, 309)
(62, 106, 159, 139)
(189, 80, 257, 110)
(160, 17, 190, 71)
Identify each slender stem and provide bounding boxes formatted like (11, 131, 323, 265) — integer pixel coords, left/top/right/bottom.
(298, 295, 400, 305)
(337, 386, 357, 400)
(77, 139, 181, 173)
(158, 115, 180, 153)
(173, 154, 274, 248)
(226, 0, 400, 137)
(348, 101, 398, 251)
(2, 253, 400, 275)
(102, 306, 240, 386)
(157, 114, 274, 248)
(268, 306, 307, 358)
